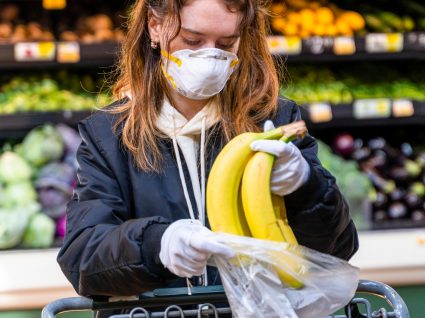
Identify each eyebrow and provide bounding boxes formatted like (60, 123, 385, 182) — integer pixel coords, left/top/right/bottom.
(181, 27, 240, 38)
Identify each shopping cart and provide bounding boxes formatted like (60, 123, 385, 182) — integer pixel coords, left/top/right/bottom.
(41, 279, 410, 318)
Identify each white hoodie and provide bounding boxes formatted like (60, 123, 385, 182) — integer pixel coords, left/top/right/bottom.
(155, 97, 220, 226)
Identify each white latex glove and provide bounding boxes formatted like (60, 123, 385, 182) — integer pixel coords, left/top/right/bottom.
(250, 120, 310, 196)
(159, 219, 235, 278)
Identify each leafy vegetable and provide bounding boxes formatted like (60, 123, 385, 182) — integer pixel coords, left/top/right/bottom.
(0, 151, 33, 184)
(21, 213, 55, 249)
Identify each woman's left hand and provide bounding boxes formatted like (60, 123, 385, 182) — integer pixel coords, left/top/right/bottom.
(250, 120, 310, 196)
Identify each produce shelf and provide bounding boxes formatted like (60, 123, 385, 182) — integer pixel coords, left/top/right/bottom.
(0, 42, 119, 70)
(303, 100, 425, 129)
(0, 110, 92, 139)
(270, 32, 425, 63)
(1, 32, 425, 70)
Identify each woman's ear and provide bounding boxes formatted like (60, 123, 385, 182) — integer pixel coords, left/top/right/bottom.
(147, 10, 162, 43)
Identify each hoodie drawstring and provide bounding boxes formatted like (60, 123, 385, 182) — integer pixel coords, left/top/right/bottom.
(171, 111, 208, 287)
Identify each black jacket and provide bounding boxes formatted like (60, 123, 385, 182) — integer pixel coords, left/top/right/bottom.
(57, 98, 358, 298)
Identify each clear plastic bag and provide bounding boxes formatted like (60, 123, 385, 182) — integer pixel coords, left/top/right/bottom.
(210, 233, 360, 318)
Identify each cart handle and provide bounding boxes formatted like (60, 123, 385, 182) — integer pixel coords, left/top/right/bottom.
(41, 296, 93, 318)
(357, 279, 410, 318)
(41, 280, 410, 318)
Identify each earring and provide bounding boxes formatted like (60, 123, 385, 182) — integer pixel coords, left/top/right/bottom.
(151, 41, 158, 49)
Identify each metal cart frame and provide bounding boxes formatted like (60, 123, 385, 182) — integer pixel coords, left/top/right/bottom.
(41, 279, 410, 318)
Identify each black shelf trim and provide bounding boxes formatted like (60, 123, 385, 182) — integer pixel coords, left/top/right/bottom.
(0, 110, 92, 139)
(1, 32, 425, 69)
(303, 100, 425, 129)
(0, 42, 119, 70)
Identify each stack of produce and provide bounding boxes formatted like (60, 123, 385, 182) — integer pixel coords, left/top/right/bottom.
(207, 121, 307, 287)
(0, 124, 81, 250)
(355, 0, 425, 33)
(333, 134, 425, 226)
(0, 72, 111, 114)
(0, 3, 125, 43)
(270, 0, 425, 38)
(317, 139, 373, 230)
(281, 64, 425, 105)
(270, 0, 366, 38)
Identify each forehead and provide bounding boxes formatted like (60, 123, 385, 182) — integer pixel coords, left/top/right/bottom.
(179, 0, 241, 36)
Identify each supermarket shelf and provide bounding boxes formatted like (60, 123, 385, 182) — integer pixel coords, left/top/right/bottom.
(1, 32, 425, 70)
(0, 42, 119, 70)
(0, 110, 92, 139)
(271, 32, 425, 63)
(303, 100, 425, 130)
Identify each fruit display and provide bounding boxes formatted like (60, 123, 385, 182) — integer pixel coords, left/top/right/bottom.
(207, 121, 307, 287)
(271, 0, 366, 38)
(0, 123, 81, 250)
(0, 72, 111, 114)
(332, 133, 425, 228)
(0, 3, 125, 43)
(281, 64, 425, 105)
(270, 0, 425, 38)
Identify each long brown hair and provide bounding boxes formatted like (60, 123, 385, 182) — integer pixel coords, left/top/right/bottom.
(112, 0, 279, 172)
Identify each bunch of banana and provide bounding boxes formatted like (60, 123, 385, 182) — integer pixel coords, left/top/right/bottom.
(206, 120, 308, 288)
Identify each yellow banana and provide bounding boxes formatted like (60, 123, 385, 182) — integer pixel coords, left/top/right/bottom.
(271, 195, 298, 245)
(241, 124, 307, 288)
(207, 121, 307, 236)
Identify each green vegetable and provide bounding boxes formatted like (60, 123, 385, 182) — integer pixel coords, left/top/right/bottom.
(21, 213, 55, 249)
(0, 152, 33, 184)
(1, 182, 38, 208)
(21, 125, 65, 167)
(317, 140, 373, 230)
(0, 207, 33, 249)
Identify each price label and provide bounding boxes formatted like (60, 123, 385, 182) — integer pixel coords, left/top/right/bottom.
(309, 103, 332, 123)
(43, 0, 66, 10)
(365, 33, 403, 53)
(14, 42, 55, 62)
(405, 32, 425, 51)
(393, 99, 414, 117)
(267, 36, 302, 55)
(353, 99, 391, 119)
(333, 36, 356, 55)
(304, 36, 334, 55)
(57, 42, 80, 63)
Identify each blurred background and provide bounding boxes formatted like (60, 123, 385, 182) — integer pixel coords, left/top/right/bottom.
(0, 0, 425, 316)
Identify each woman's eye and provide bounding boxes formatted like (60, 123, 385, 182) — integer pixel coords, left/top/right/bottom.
(217, 42, 235, 50)
(182, 38, 201, 46)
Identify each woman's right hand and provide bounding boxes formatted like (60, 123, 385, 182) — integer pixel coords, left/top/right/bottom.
(159, 219, 235, 278)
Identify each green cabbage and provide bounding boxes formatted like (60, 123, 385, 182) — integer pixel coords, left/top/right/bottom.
(0, 207, 33, 249)
(0, 181, 38, 208)
(0, 151, 33, 184)
(21, 125, 65, 167)
(21, 213, 55, 249)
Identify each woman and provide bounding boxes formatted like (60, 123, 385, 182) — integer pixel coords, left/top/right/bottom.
(58, 0, 358, 306)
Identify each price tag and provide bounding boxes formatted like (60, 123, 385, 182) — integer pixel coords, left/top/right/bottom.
(304, 36, 334, 55)
(393, 99, 414, 117)
(309, 103, 333, 123)
(353, 99, 391, 119)
(14, 42, 55, 62)
(333, 36, 356, 55)
(57, 42, 80, 63)
(365, 33, 403, 53)
(43, 0, 66, 10)
(405, 32, 425, 51)
(267, 36, 302, 55)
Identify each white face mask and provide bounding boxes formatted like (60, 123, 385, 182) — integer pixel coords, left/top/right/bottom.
(161, 48, 239, 100)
